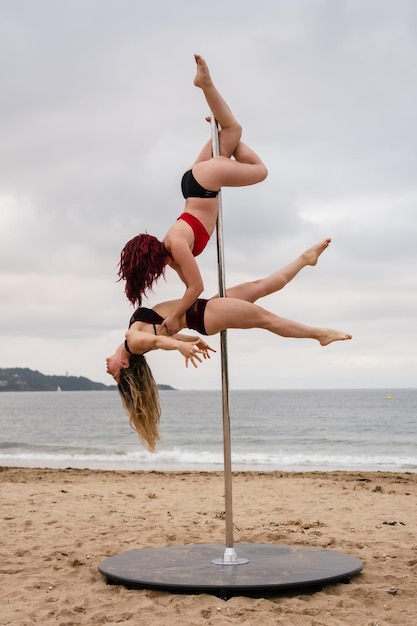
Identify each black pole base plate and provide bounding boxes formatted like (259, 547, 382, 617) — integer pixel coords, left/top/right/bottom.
(99, 543, 363, 600)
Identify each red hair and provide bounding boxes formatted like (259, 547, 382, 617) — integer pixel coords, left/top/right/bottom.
(118, 233, 170, 306)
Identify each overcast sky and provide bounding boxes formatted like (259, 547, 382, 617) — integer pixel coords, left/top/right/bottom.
(1, 0, 416, 390)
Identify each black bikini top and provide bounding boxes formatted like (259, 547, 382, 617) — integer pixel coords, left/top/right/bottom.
(125, 307, 164, 355)
(129, 307, 164, 329)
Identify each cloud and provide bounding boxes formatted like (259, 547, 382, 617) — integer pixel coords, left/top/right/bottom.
(1, 0, 416, 389)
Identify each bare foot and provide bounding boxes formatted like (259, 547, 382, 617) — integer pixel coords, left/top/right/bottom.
(194, 54, 213, 89)
(303, 238, 331, 266)
(319, 329, 352, 346)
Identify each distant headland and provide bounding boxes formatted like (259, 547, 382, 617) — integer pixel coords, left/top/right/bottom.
(0, 368, 175, 392)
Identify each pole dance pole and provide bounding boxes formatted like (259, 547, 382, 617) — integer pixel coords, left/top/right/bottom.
(209, 115, 248, 566)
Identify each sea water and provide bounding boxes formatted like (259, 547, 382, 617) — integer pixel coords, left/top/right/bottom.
(0, 389, 416, 472)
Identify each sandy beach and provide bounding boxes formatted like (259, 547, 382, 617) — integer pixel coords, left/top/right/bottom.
(2, 467, 416, 625)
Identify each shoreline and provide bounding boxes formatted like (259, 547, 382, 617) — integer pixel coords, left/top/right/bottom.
(1, 458, 416, 473)
(2, 466, 416, 625)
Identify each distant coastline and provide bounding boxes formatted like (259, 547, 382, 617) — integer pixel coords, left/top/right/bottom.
(0, 367, 174, 392)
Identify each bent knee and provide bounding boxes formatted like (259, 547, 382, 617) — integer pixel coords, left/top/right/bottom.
(222, 122, 242, 137)
(218, 124, 242, 155)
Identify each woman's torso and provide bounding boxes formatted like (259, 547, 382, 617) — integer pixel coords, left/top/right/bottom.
(129, 303, 188, 335)
(162, 166, 219, 259)
(183, 197, 218, 234)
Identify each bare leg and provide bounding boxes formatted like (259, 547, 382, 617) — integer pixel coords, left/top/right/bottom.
(262, 305, 352, 346)
(259, 310, 352, 346)
(193, 142, 268, 189)
(193, 54, 242, 160)
(190, 55, 267, 189)
(204, 298, 352, 346)
(233, 141, 267, 167)
(223, 239, 332, 302)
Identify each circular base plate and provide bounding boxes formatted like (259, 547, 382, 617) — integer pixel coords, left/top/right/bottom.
(99, 543, 363, 599)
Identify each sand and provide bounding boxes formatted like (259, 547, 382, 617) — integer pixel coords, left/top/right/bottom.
(1, 467, 416, 625)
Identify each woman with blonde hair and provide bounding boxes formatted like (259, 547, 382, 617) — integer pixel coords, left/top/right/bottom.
(107, 239, 351, 451)
(118, 54, 267, 336)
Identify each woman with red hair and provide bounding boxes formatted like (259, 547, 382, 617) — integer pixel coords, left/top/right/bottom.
(118, 54, 268, 336)
(108, 239, 352, 451)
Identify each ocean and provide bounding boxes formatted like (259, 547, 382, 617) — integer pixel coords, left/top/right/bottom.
(0, 388, 416, 473)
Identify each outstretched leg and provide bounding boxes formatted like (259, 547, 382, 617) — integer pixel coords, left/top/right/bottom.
(220, 239, 332, 302)
(204, 297, 352, 346)
(258, 307, 351, 346)
(193, 54, 242, 161)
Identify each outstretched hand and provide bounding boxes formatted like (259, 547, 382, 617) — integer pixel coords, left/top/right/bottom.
(194, 338, 216, 360)
(179, 339, 216, 368)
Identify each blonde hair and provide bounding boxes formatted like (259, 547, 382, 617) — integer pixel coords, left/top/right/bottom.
(117, 354, 161, 452)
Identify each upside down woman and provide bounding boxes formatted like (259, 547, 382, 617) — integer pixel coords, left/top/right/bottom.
(118, 54, 268, 336)
(107, 239, 352, 451)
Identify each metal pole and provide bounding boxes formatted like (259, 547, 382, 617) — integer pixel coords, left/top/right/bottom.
(210, 115, 248, 566)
